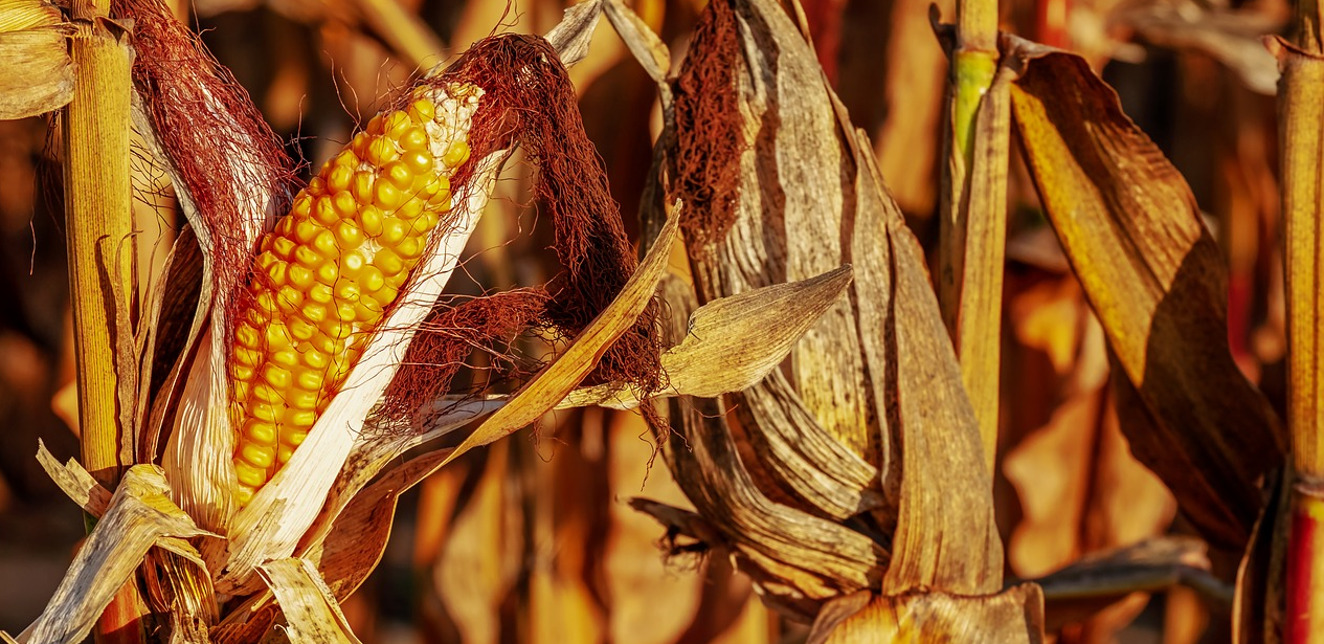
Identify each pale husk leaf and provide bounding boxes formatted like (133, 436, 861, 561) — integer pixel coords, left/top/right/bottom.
(0, 1, 72, 120)
(258, 558, 361, 644)
(35, 440, 112, 516)
(805, 585, 1045, 644)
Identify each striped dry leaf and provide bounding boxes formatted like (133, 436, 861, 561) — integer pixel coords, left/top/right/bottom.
(0, 0, 72, 120)
(1004, 34, 1285, 550)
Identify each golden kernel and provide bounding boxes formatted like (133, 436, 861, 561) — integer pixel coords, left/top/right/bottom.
(288, 265, 316, 291)
(335, 150, 359, 167)
(286, 409, 317, 428)
(384, 161, 413, 189)
(234, 486, 254, 506)
(303, 302, 328, 324)
(234, 462, 267, 488)
(244, 420, 277, 445)
(373, 248, 404, 276)
(327, 165, 353, 193)
(403, 150, 432, 175)
(296, 368, 323, 390)
(309, 283, 334, 305)
(277, 446, 295, 465)
(271, 349, 300, 369)
(293, 220, 321, 245)
(340, 251, 366, 276)
(360, 206, 384, 237)
(240, 443, 276, 469)
(312, 230, 340, 257)
(407, 99, 435, 123)
(262, 364, 292, 389)
(292, 194, 313, 217)
(252, 383, 281, 403)
(293, 245, 323, 269)
(442, 140, 470, 167)
(351, 132, 371, 157)
(289, 317, 317, 341)
(289, 389, 319, 410)
(380, 219, 408, 245)
(367, 137, 399, 166)
(384, 111, 411, 137)
(253, 403, 280, 423)
(396, 237, 423, 259)
(333, 220, 364, 247)
(359, 266, 386, 293)
(312, 196, 339, 226)
(316, 262, 339, 284)
(333, 191, 358, 217)
(366, 115, 384, 135)
(231, 363, 256, 382)
(308, 177, 326, 196)
(351, 172, 375, 204)
(234, 347, 262, 368)
(235, 323, 261, 349)
(400, 127, 429, 152)
(374, 181, 404, 210)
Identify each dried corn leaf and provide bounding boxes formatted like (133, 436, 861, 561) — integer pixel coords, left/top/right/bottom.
(18, 465, 212, 644)
(1032, 537, 1227, 632)
(35, 440, 112, 516)
(258, 558, 361, 644)
(1005, 33, 1283, 549)
(0, 0, 72, 120)
(438, 207, 678, 467)
(561, 265, 856, 410)
(543, 0, 604, 68)
(805, 585, 1045, 644)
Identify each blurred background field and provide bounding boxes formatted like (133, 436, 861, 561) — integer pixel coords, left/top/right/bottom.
(0, 0, 1289, 641)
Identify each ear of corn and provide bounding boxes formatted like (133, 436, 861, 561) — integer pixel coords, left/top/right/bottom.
(229, 83, 480, 506)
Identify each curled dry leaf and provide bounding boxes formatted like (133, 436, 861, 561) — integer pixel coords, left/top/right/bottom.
(561, 265, 858, 410)
(1004, 33, 1284, 549)
(805, 585, 1046, 644)
(0, 0, 73, 119)
(12, 464, 212, 644)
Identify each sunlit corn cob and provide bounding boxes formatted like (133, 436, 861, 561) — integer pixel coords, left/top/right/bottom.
(228, 83, 481, 506)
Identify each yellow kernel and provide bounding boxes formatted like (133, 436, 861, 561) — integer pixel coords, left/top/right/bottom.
(407, 99, 435, 123)
(289, 389, 319, 410)
(303, 302, 328, 324)
(396, 237, 423, 259)
(403, 151, 432, 176)
(234, 486, 254, 506)
(288, 265, 316, 291)
(372, 285, 400, 308)
(296, 368, 323, 390)
(384, 112, 411, 137)
(398, 198, 425, 220)
(289, 317, 317, 341)
(355, 301, 379, 322)
(240, 443, 276, 469)
(351, 132, 371, 157)
(333, 220, 364, 247)
(244, 420, 277, 445)
(291, 194, 312, 218)
(359, 266, 385, 293)
(384, 161, 413, 189)
(335, 150, 359, 167)
(265, 333, 293, 359)
(235, 323, 261, 349)
(272, 237, 296, 258)
(308, 177, 326, 196)
(309, 283, 334, 304)
(340, 251, 366, 276)
(417, 210, 440, 233)
(252, 383, 280, 403)
(367, 137, 399, 166)
(374, 181, 404, 210)
(310, 332, 338, 355)
(373, 248, 404, 276)
(312, 230, 339, 257)
(287, 409, 318, 428)
(231, 363, 256, 382)
(293, 245, 323, 269)
(274, 215, 294, 238)
(327, 165, 353, 193)
(234, 462, 267, 488)
(316, 262, 339, 284)
(366, 115, 384, 135)
(234, 347, 262, 368)
(335, 302, 358, 322)
(312, 196, 339, 226)
(333, 191, 358, 218)
(321, 318, 350, 340)
(336, 282, 362, 302)
(277, 446, 295, 465)
(360, 206, 385, 237)
(422, 176, 447, 199)
(442, 140, 470, 167)
(271, 349, 300, 368)
(380, 219, 407, 245)
(253, 403, 280, 423)
(302, 349, 329, 370)
(263, 364, 292, 389)
(400, 127, 429, 152)
(351, 172, 375, 204)
(254, 291, 278, 313)
(293, 220, 321, 246)
(232, 380, 250, 402)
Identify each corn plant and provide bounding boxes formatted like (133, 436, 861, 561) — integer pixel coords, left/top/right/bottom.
(0, 0, 1318, 641)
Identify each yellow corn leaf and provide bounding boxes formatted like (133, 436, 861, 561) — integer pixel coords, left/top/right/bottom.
(1005, 33, 1283, 549)
(805, 585, 1045, 643)
(560, 265, 855, 409)
(18, 464, 212, 644)
(437, 204, 678, 468)
(258, 558, 361, 644)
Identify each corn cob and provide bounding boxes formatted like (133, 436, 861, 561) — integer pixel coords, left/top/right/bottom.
(228, 83, 481, 506)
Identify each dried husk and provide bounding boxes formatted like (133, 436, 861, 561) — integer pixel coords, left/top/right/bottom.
(1005, 33, 1284, 549)
(257, 558, 360, 643)
(0, 0, 73, 119)
(805, 585, 1045, 644)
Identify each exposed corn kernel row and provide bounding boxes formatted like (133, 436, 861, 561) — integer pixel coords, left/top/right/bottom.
(229, 84, 482, 506)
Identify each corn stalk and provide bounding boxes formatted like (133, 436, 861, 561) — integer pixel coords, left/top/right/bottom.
(1279, 0, 1324, 637)
(62, 0, 146, 638)
(938, 0, 1009, 474)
